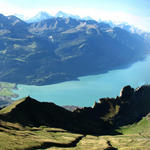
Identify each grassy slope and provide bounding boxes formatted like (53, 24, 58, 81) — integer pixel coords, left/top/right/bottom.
(0, 120, 112, 150)
(108, 116, 150, 150)
(0, 120, 150, 150)
(118, 116, 150, 135)
(0, 121, 82, 150)
(0, 118, 150, 150)
(0, 98, 25, 114)
(51, 117, 150, 150)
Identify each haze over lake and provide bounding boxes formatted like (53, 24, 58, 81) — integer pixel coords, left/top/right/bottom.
(14, 55, 150, 107)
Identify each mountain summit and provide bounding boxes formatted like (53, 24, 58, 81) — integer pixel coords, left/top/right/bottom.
(26, 11, 52, 23)
(55, 11, 81, 20)
(25, 11, 81, 23)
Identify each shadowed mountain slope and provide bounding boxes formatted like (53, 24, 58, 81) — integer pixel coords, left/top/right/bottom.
(75, 85, 150, 128)
(0, 85, 150, 135)
(0, 97, 74, 128)
(0, 96, 107, 134)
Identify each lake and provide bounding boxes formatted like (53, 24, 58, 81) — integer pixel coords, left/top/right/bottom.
(13, 55, 150, 107)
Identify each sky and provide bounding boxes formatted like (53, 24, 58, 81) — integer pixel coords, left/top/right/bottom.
(0, 0, 150, 32)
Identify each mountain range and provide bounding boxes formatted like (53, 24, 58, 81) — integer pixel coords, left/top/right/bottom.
(16, 11, 89, 23)
(0, 13, 149, 85)
(19, 11, 150, 47)
(106, 21, 150, 44)
(16, 11, 148, 34)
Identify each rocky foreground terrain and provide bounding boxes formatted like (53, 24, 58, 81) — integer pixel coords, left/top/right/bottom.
(0, 85, 150, 149)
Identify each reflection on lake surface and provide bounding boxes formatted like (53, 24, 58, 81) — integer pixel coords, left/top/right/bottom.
(14, 55, 150, 107)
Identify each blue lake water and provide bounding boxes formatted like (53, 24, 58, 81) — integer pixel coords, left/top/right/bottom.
(13, 55, 150, 107)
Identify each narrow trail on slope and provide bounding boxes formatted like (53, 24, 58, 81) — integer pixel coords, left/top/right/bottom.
(104, 140, 118, 150)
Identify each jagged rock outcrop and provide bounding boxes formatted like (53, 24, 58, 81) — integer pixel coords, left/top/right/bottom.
(119, 85, 134, 99)
(74, 85, 150, 127)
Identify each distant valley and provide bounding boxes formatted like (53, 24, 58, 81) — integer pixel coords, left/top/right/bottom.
(0, 13, 149, 85)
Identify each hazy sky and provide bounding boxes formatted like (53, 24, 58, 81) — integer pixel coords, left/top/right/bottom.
(0, 0, 150, 31)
